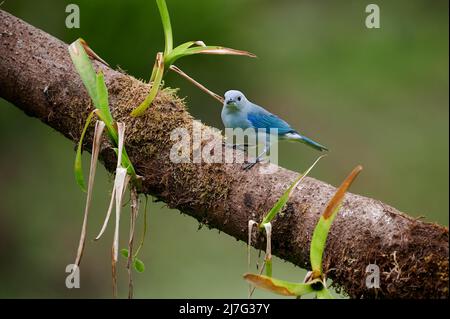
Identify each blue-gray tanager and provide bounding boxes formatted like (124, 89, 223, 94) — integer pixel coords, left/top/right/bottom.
(221, 90, 328, 169)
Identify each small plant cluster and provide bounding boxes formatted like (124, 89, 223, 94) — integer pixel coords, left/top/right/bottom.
(69, 0, 254, 298)
(244, 164, 363, 299)
(69, 39, 147, 298)
(130, 0, 255, 116)
(69, 0, 363, 299)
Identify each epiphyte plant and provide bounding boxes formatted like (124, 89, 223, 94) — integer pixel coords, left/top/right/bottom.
(244, 165, 363, 299)
(130, 0, 256, 117)
(69, 39, 144, 298)
(246, 155, 326, 297)
(67, 0, 255, 298)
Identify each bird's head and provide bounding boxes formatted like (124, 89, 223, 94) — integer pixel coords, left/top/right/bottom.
(224, 90, 248, 110)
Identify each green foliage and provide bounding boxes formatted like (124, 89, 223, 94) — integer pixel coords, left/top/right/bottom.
(164, 43, 256, 69)
(244, 274, 318, 297)
(265, 259, 272, 277)
(95, 72, 115, 127)
(68, 39, 137, 185)
(74, 110, 96, 192)
(133, 258, 145, 273)
(121, 248, 146, 273)
(120, 248, 129, 258)
(246, 165, 363, 299)
(131, 0, 255, 116)
(310, 165, 363, 278)
(156, 0, 173, 55)
(316, 287, 334, 299)
(259, 155, 325, 228)
(131, 53, 165, 117)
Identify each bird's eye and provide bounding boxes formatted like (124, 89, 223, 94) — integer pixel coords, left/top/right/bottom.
(237, 96, 242, 101)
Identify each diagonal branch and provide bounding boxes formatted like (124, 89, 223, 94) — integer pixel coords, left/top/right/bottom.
(0, 10, 447, 298)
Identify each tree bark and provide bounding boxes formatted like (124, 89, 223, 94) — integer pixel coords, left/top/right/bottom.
(0, 9, 448, 299)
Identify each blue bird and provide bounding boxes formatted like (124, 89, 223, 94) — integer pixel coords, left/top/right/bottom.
(221, 90, 328, 169)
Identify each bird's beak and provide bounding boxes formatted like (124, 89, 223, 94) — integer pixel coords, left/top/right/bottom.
(226, 99, 234, 105)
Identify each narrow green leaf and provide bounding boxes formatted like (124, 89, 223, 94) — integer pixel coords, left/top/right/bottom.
(69, 39, 99, 108)
(131, 53, 164, 117)
(148, 57, 160, 82)
(262, 223, 273, 277)
(310, 213, 337, 278)
(96, 72, 114, 125)
(265, 259, 273, 277)
(74, 110, 96, 192)
(133, 258, 145, 273)
(171, 41, 196, 54)
(120, 248, 129, 258)
(183, 45, 256, 57)
(260, 155, 325, 228)
(310, 165, 363, 277)
(164, 41, 197, 67)
(243, 273, 318, 297)
(69, 39, 139, 184)
(94, 109, 117, 144)
(69, 40, 116, 137)
(69, 40, 116, 142)
(156, 0, 173, 55)
(316, 287, 334, 299)
(165, 45, 256, 67)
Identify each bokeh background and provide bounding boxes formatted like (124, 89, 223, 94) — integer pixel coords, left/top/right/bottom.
(0, 0, 448, 298)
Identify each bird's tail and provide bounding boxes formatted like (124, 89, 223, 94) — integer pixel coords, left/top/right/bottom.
(285, 132, 328, 151)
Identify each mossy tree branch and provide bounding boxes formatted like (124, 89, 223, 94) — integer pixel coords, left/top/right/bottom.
(0, 10, 448, 298)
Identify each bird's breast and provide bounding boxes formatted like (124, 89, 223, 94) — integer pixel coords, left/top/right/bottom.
(221, 108, 252, 129)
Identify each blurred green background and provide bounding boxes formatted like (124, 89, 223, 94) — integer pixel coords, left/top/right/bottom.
(0, 0, 448, 298)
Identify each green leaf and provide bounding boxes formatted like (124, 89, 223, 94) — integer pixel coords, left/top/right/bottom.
(131, 52, 164, 117)
(95, 72, 114, 126)
(260, 155, 325, 228)
(69, 39, 116, 135)
(69, 40, 138, 182)
(316, 287, 334, 299)
(120, 248, 129, 258)
(156, 0, 173, 55)
(183, 45, 257, 57)
(69, 40, 116, 141)
(171, 41, 197, 54)
(133, 258, 145, 273)
(69, 39, 99, 109)
(243, 273, 318, 297)
(74, 110, 96, 192)
(165, 45, 256, 68)
(164, 41, 196, 67)
(265, 259, 273, 277)
(310, 165, 363, 278)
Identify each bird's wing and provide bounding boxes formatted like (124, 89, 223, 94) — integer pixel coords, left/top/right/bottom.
(247, 104, 294, 135)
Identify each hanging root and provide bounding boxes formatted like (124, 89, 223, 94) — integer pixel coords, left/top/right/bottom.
(127, 188, 140, 299)
(74, 120, 105, 268)
(247, 220, 258, 298)
(111, 122, 131, 297)
(94, 187, 116, 241)
(263, 223, 273, 277)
